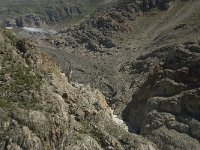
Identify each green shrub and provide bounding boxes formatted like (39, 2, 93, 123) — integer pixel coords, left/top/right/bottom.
(1, 29, 17, 46)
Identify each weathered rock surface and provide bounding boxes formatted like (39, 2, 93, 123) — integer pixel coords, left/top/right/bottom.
(123, 42, 200, 149)
(142, 0, 173, 11)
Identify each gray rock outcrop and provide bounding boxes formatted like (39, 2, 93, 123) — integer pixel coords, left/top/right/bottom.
(123, 42, 200, 149)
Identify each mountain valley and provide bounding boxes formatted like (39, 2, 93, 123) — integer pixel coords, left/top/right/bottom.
(0, 0, 200, 149)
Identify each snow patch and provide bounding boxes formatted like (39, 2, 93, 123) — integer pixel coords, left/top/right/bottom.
(22, 27, 57, 35)
(23, 27, 45, 33)
(6, 27, 13, 30)
(109, 108, 129, 131)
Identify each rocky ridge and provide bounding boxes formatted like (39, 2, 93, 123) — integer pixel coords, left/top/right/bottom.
(122, 42, 200, 149)
(51, 0, 173, 52)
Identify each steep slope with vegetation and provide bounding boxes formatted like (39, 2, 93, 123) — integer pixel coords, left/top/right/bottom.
(0, 29, 157, 149)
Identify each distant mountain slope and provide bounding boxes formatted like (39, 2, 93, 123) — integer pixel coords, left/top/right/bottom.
(0, 0, 117, 27)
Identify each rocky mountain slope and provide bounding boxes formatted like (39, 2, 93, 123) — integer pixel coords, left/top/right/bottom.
(0, 29, 157, 149)
(39, 0, 200, 149)
(0, 0, 200, 149)
(123, 42, 200, 149)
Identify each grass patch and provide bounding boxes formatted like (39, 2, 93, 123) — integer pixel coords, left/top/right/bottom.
(0, 98, 11, 108)
(0, 29, 17, 46)
(77, 128, 88, 134)
(0, 54, 42, 110)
